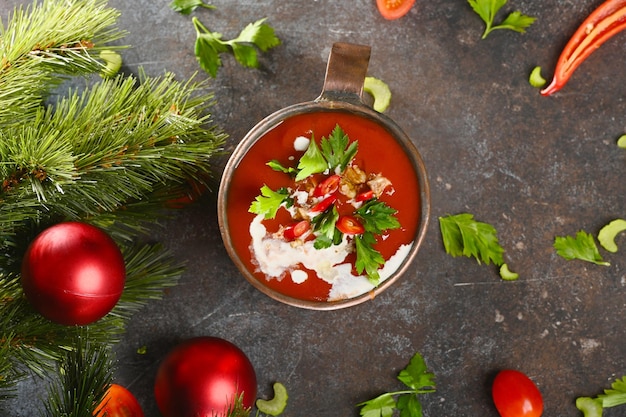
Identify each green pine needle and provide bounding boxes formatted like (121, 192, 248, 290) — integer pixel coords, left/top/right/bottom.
(0, 0, 127, 126)
(43, 330, 114, 417)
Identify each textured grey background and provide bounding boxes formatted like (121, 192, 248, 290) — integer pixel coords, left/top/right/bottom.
(1, 0, 625, 416)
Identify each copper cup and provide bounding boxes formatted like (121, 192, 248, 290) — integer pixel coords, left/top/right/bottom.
(218, 42, 430, 310)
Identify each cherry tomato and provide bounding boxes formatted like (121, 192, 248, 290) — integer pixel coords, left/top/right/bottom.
(154, 337, 257, 417)
(355, 189, 374, 202)
(283, 220, 310, 240)
(313, 174, 341, 197)
(309, 195, 337, 214)
(336, 215, 365, 235)
(94, 384, 144, 417)
(376, 0, 415, 20)
(492, 370, 544, 417)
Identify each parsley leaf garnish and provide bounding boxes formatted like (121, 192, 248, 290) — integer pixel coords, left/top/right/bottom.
(267, 160, 297, 175)
(554, 230, 609, 266)
(355, 233, 385, 285)
(295, 135, 327, 181)
(169, 0, 215, 15)
(358, 352, 436, 417)
(311, 206, 341, 249)
(439, 213, 505, 265)
(192, 17, 280, 77)
(468, 0, 536, 39)
(249, 185, 289, 219)
(295, 125, 358, 181)
(320, 124, 358, 173)
(356, 199, 401, 234)
(353, 199, 401, 285)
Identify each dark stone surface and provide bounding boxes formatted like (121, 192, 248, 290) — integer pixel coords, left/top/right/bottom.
(2, 0, 625, 416)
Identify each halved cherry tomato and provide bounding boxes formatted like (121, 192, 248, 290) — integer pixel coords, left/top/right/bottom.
(94, 383, 144, 417)
(376, 0, 415, 20)
(355, 190, 374, 202)
(336, 215, 365, 235)
(492, 370, 543, 417)
(283, 220, 310, 240)
(309, 195, 337, 214)
(313, 174, 341, 197)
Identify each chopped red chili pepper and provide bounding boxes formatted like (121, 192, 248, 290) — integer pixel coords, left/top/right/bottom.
(283, 220, 310, 240)
(336, 215, 365, 235)
(355, 190, 374, 202)
(313, 174, 341, 197)
(309, 195, 337, 214)
(542, 0, 626, 96)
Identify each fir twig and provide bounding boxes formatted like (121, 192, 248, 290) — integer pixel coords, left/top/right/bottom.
(0, 70, 225, 254)
(43, 330, 114, 417)
(0, 0, 127, 126)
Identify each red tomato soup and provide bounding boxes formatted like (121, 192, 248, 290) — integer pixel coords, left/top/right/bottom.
(226, 111, 421, 302)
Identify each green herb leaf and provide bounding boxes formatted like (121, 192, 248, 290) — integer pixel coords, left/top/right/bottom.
(296, 135, 327, 181)
(357, 352, 435, 417)
(170, 0, 215, 15)
(191, 17, 280, 78)
(397, 352, 436, 393)
(267, 160, 297, 175)
(554, 230, 609, 266)
(598, 376, 626, 408)
(358, 392, 397, 417)
(233, 18, 281, 52)
(396, 395, 423, 417)
(312, 206, 340, 248)
(439, 213, 505, 265)
(249, 185, 289, 219)
(355, 232, 385, 285)
(356, 199, 400, 234)
(320, 124, 358, 172)
(468, 0, 535, 39)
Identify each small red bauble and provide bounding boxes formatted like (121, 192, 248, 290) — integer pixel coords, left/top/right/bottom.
(154, 336, 257, 417)
(21, 221, 126, 326)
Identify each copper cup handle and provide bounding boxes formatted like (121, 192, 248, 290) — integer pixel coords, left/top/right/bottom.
(317, 42, 371, 105)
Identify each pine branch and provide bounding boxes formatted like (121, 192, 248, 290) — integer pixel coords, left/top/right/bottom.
(0, 70, 225, 255)
(0, 0, 127, 126)
(42, 330, 114, 417)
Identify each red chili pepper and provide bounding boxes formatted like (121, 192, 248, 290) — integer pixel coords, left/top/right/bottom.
(309, 195, 337, 214)
(336, 215, 365, 235)
(541, 0, 626, 96)
(313, 174, 341, 197)
(283, 220, 310, 240)
(355, 190, 374, 202)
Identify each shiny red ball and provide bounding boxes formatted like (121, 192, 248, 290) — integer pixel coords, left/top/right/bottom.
(21, 221, 126, 326)
(154, 337, 257, 417)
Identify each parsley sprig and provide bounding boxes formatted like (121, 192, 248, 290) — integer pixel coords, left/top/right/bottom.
(294, 124, 358, 181)
(439, 213, 519, 280)
(169, 0, 215, 15)
(192, 16, 280, 78)
(468, 0, 536, 39)
(249, 185, 290, 219)
(554, 230, 609, 266)
(439, 213, 505, 265)
(357, 352, 436, 417)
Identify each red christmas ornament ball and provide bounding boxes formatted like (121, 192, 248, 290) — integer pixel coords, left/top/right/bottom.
(21, 221, 126, 326)
(154, 336, 257, 417)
